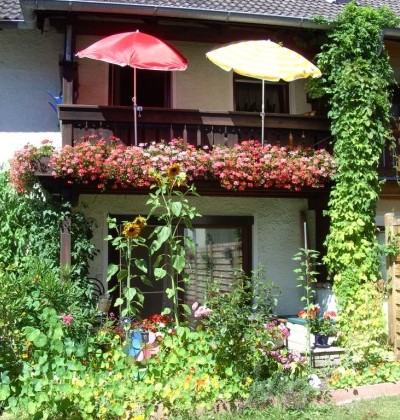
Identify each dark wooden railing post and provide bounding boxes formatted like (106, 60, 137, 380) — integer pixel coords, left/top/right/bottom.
(61, 23, 75, 146)
(60, 188, 72, 281)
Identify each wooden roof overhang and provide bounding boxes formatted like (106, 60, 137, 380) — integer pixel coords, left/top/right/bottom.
(36, 172, 332, 205)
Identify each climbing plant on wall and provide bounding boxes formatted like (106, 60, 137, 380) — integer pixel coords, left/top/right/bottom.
(310, 3, 399, 356)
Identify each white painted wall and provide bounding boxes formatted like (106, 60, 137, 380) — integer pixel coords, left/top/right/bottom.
(173, 41, 233, 111)
(0, 28, 63, 165)
(77, 193, 313, 316)
(289, 79, 312, 115)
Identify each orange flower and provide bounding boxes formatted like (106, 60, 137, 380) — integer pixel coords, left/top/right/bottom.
(196, 378, 206, 389)
(323, 311, 337, 320)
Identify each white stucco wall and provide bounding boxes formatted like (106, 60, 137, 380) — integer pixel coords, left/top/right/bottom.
(0, 28, 63, 165)
(289, 79, 312, 115)
(77, 193, 314, 316)
(173, 41, 233, 111)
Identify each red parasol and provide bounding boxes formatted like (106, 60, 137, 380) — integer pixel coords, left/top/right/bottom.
(76, 30, 188, 145)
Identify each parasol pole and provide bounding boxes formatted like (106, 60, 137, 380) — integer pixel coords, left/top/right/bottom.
(133, 66, 138, 146)
(261, 79, 265, 146)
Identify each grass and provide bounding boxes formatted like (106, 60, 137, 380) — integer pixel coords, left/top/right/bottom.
(204, 395, 400, 420)
(3, 396, 400, 419)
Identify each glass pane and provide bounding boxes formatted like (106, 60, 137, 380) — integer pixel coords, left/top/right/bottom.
(111, 66, 170, 107)
(234, 78, 287, 113)
(184, 227, 243, 306)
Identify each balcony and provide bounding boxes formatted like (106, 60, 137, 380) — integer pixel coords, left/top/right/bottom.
(58, 105, 331, 149)
(58, 105, 399, 180)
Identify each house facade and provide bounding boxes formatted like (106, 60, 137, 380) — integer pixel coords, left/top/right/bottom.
(2, 0, 400, 317)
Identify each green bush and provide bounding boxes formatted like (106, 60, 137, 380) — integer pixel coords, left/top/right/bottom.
(0, 170, 97, 282)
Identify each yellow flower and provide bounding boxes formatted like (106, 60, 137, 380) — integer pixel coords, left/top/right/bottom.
(122, 221, 141, 238)
(100, 407, 107, 415)
(133, 215, 147, 229)
(176, 172, 187, 187)
(167, 163, 181, 179)
(21, 353, 28, 359)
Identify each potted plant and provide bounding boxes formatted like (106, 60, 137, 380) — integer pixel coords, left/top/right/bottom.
(298, 305, 338, 347)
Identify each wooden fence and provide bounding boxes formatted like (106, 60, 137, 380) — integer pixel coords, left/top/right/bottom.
(385, 212, 400, 360)
(185, 241, 242, 306)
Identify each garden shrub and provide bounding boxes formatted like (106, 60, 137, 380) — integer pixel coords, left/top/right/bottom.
(0, 170, 97, 283)
(198, 268, 307, 382)
(0, 261, 99, 416)
(246, 376, 320, 412)
(0, 162, 312, 418)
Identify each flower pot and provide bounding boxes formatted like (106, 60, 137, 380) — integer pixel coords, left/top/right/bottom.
(314, 333, 329, 348)
(97, 295, 112, 313)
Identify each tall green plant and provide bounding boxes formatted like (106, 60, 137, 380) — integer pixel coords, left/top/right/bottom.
(310, 3, 399, 350)
(107, 215, 148, 318)
(294, 248, 319, 367)
(147, 164, 200, 325)
(107, 164, 200, 324)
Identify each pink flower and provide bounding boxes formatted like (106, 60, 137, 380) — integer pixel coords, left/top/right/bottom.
(62, 313, 73, 325)
(194, 305, 212, 318)
(10, 138, 335, 193)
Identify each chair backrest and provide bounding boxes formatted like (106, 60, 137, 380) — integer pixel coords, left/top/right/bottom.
(87, 277, 105, 302)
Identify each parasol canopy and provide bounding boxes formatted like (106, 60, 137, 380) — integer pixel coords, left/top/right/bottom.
(206, 40, 321, 144)
(76, 31, 188, 145)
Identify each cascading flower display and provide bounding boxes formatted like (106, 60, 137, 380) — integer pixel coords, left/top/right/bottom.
(9, 140, 54, 193)
(9, 138, 335, 193)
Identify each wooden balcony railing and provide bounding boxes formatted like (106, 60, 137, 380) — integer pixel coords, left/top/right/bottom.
(58, 105, 331, 149)
(58, 105, 399, 179)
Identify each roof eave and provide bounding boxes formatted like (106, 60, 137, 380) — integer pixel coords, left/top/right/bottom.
(0, 19, 24, 28)
(20, 1, 400, 37)
(24, 0, 331, 29)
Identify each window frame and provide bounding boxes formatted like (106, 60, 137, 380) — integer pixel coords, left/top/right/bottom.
(107, 214, 253, 317)
(233, 74, 289, 114)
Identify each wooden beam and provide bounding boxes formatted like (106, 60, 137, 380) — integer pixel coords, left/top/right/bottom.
(58, 105, 330, 131)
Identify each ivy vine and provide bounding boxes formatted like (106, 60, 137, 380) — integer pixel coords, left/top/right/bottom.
(310, 3, 399, 354)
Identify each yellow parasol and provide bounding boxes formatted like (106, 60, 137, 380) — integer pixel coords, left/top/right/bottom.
(206, 40, 322, 144)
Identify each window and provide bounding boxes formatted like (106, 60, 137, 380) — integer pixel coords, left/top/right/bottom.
(110, 65, 171, 107)
(391, 84, 400, 119)
(234, 75, 289, 113)
(108, 215, 253, 318)
(184, 216, 253, 307)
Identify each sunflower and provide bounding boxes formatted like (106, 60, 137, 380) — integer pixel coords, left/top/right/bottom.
(166, 163, 181, 179)
(122, 221, 141, 238)
(133, 215, 147, 229)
